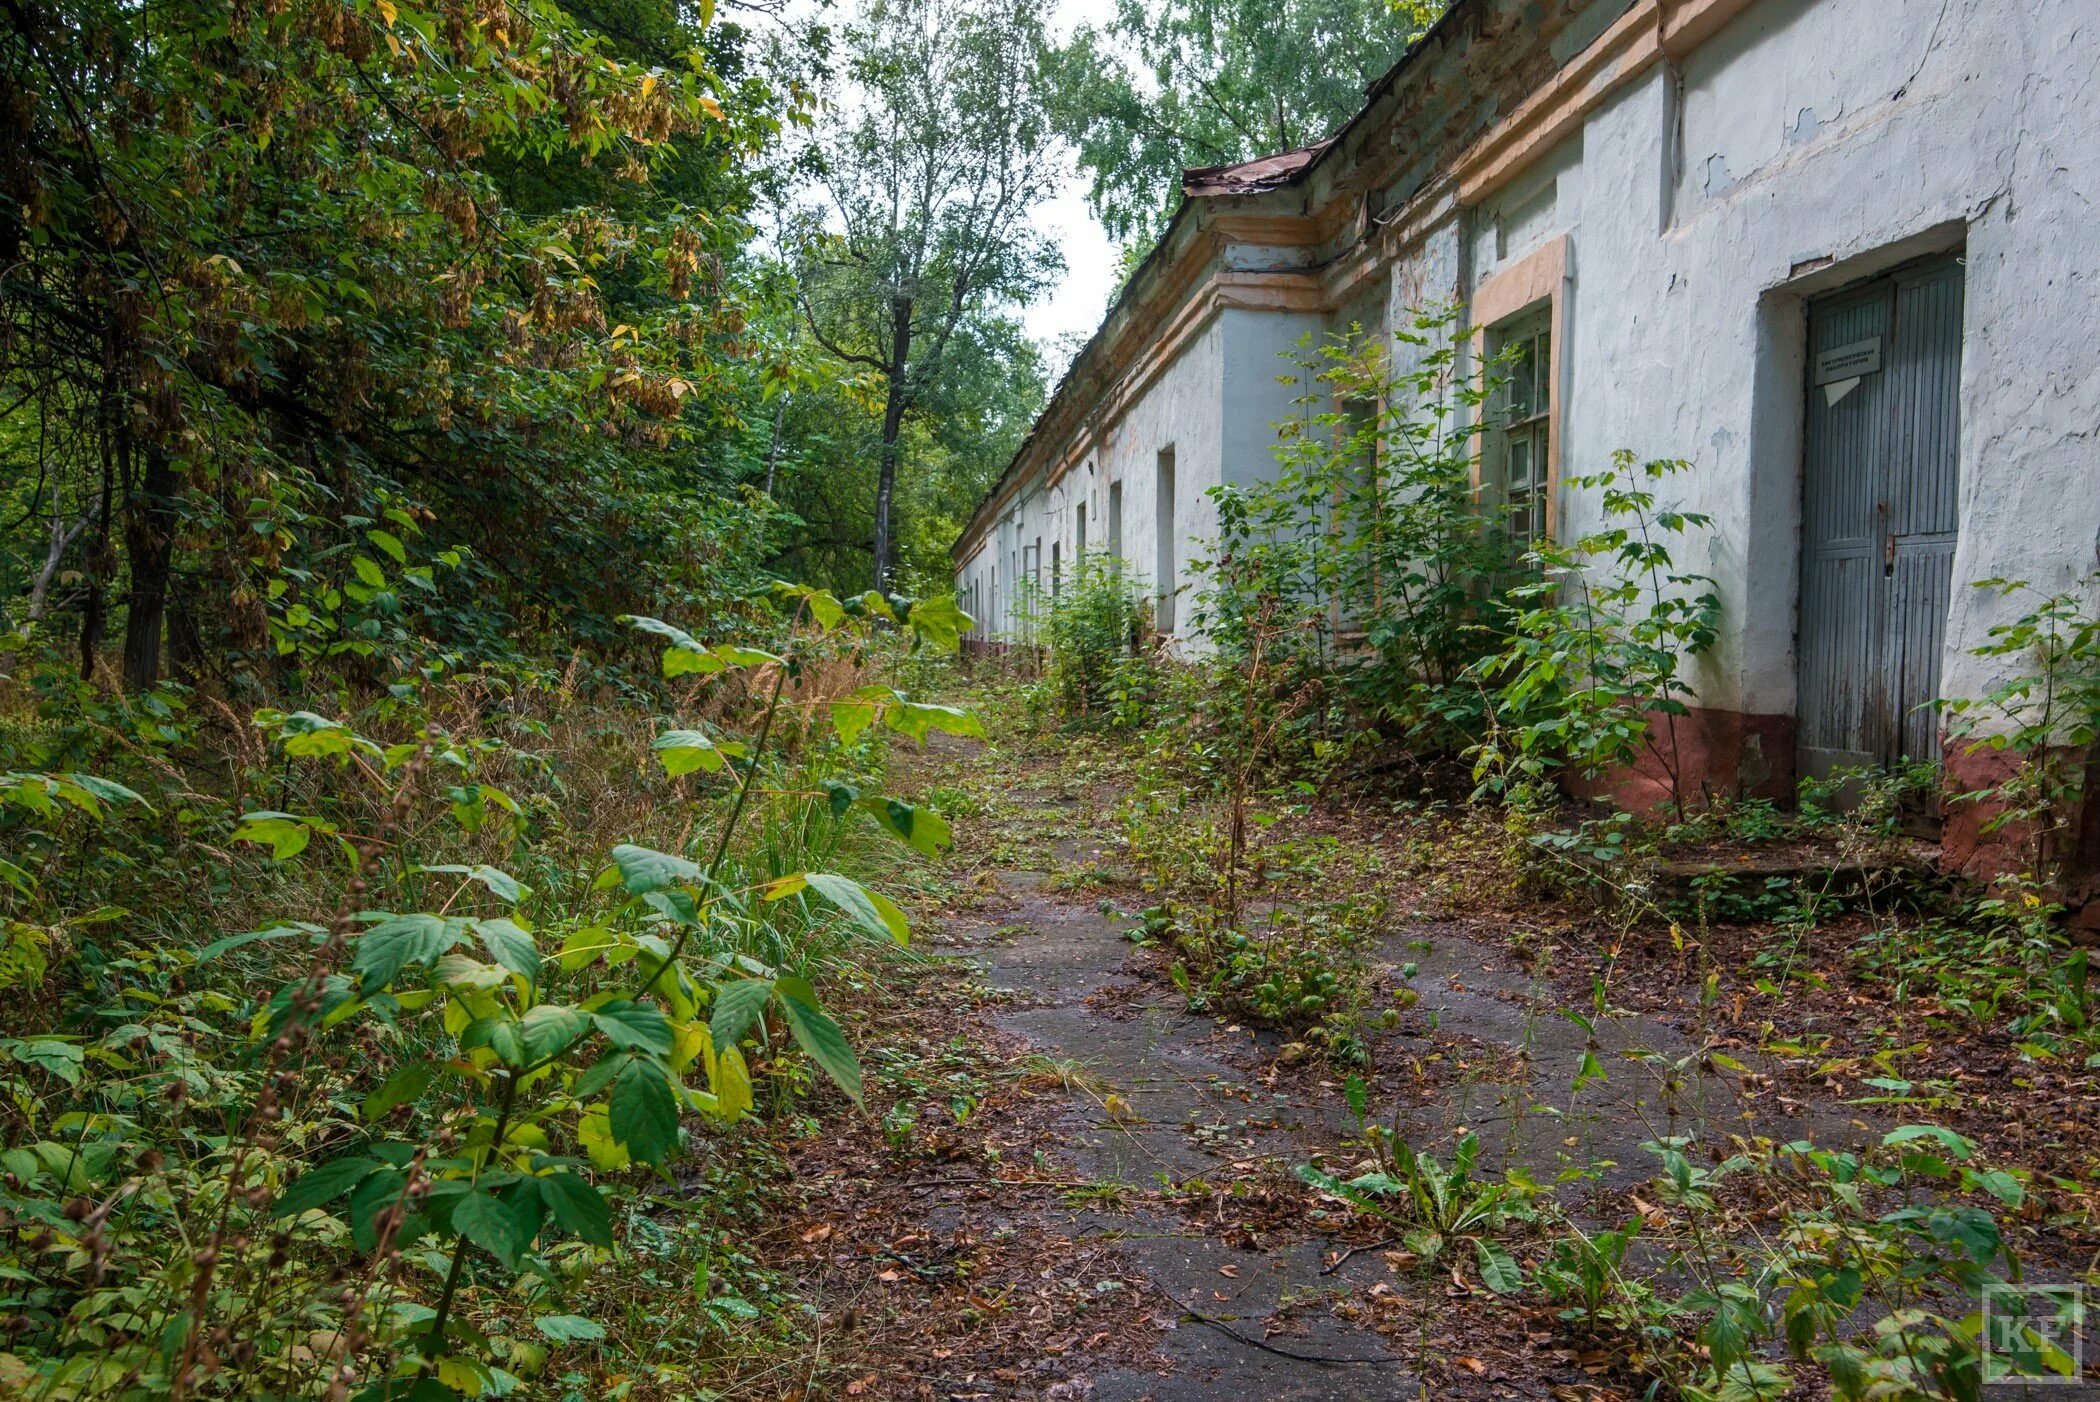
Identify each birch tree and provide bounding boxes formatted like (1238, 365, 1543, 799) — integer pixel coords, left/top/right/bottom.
(792, 0, 1063, 593)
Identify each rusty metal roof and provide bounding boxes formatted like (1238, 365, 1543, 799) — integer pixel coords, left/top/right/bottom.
(1180, 139, 1335, 198)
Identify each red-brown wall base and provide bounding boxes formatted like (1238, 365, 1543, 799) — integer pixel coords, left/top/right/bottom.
(1566, 706, 1797, 813)
(1940, 738, 2100, 896)
(1564, 715, 2100, 927)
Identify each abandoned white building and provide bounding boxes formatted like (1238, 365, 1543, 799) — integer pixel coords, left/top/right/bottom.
(952, 0, 2100, 872)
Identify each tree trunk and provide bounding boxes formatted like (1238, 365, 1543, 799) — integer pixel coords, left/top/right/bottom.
(25, 483, 87, 624)
(871, 295, 914, 594)
(761, 394, 789, 498)
(121, 444, 178, 692)
(77, 548, 106, 682)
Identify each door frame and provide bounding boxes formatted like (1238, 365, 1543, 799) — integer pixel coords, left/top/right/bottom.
(1792, 246, 1968, 798)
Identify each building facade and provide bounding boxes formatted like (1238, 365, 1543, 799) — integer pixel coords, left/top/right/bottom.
(953, 0, 2099, 854)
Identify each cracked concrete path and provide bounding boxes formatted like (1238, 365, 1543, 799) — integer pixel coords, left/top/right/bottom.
(954, 867, 1416, 1400)
(931, 816, 1871, 1398)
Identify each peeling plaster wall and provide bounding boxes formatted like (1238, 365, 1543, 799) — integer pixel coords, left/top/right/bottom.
(1223, 306, 1329, 490)
(961, 0, 2100, 723)
(1544, 0, 2100, 721)
(958, 296, 1326, 644)
(960, 316, 1230, 642)
(1095, 315, 1226, 643)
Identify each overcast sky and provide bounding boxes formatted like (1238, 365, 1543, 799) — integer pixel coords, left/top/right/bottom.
(1020, 0, 1123, 360)
(1009, 0, 1124, 365)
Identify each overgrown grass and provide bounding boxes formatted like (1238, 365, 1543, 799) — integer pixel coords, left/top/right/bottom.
(0, 595, 976, 1398)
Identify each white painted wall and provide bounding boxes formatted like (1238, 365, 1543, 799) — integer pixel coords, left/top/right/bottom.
(960, 315, 1230, 642)
(962, 0, 2100, 732)
(1535, 0, 2100, 720)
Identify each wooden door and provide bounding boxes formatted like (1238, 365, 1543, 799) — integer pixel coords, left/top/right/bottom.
(1797, 255, 1965, 781)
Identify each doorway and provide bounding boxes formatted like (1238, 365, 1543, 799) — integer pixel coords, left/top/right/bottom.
(1796, 253, 1965, 785)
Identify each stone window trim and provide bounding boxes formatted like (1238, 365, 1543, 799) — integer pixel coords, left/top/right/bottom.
(1468, 233, 1569, 546)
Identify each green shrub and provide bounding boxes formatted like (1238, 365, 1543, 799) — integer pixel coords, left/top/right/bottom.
(1470, 451, 1721, 818)
(1028, 557, 1155, 727)
(0, 586, 977, 1399)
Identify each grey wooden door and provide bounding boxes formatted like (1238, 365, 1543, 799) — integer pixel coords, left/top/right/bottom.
(1797, 254, 1965, 782)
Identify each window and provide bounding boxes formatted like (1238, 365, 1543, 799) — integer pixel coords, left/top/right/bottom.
(1049, 540, 1060, 597)
(1074, 502, 1087, 559)
(1108, 482, 1123, 561)
(1339, 395, 1379, 518)
(1335, 395, 1380, 626)
(1155, 448, 1177, 634)
(1489, 311, 1551, 553)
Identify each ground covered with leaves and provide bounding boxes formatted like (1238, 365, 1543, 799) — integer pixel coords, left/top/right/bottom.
(741, 676, 2100, 1399)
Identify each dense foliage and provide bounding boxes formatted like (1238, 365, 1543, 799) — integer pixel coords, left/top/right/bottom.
(0, 0, 1017, 1394)
(0, 581, 981, 1397)
(2, 0, 838, 693)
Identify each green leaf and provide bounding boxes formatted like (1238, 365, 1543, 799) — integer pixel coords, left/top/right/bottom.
(534, 1313, 607, 1343)
(901, 595, 972, 652)
(661, 646, 729, 678)
(608, 844, 701, 895)
(418, 864, 531, 905)
(574, 1050, 633, 1100)
(275, 1156, 382, 1217)
(537, 1173, 614, 1246)
(652, 730, 727, 776)
(352, 555, 387, 588)
(463, 1015, 527, 1064)
(1474, 1237, 1524, 1295)
(791, 872, 910, 945)
(364, 1061, 437, 1121)
(346, 1169, 408, 1255)
(621, 616, 725, 678)
(773, 975, 862, 1105)
(620, 615, 701, 651)
(856, 796, 953, 857)
(1883, 1124, 1975, 1161)
(354, 914, 466, 992)
(436, 953, 508, 991)
(710, 644, 781, 668)
(8, 1038, 83, 1084)
(368, 528, 407, 563)
(232, 811, 319, 861)
(709, 977, 774, 1047)
(1918, 1205, 2001, 1263)
(57, 772, 148, 810)
(885, 700, 985, 744)
(474, 918, 540, 984)
(454, 1187, 533, 1269)
(591, 1000, 674, 1056)
(1968, 1168, 2025, 1207)
(827, 696, 879, 747)
(195, 922, 323, 963)
(517, 1004, 590, 1064)
(609, 1059, 679, 1165)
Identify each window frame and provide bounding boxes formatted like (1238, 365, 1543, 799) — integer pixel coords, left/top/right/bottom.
(1487, 309, 1552, 557)
(1467, 233, 1568, 560)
